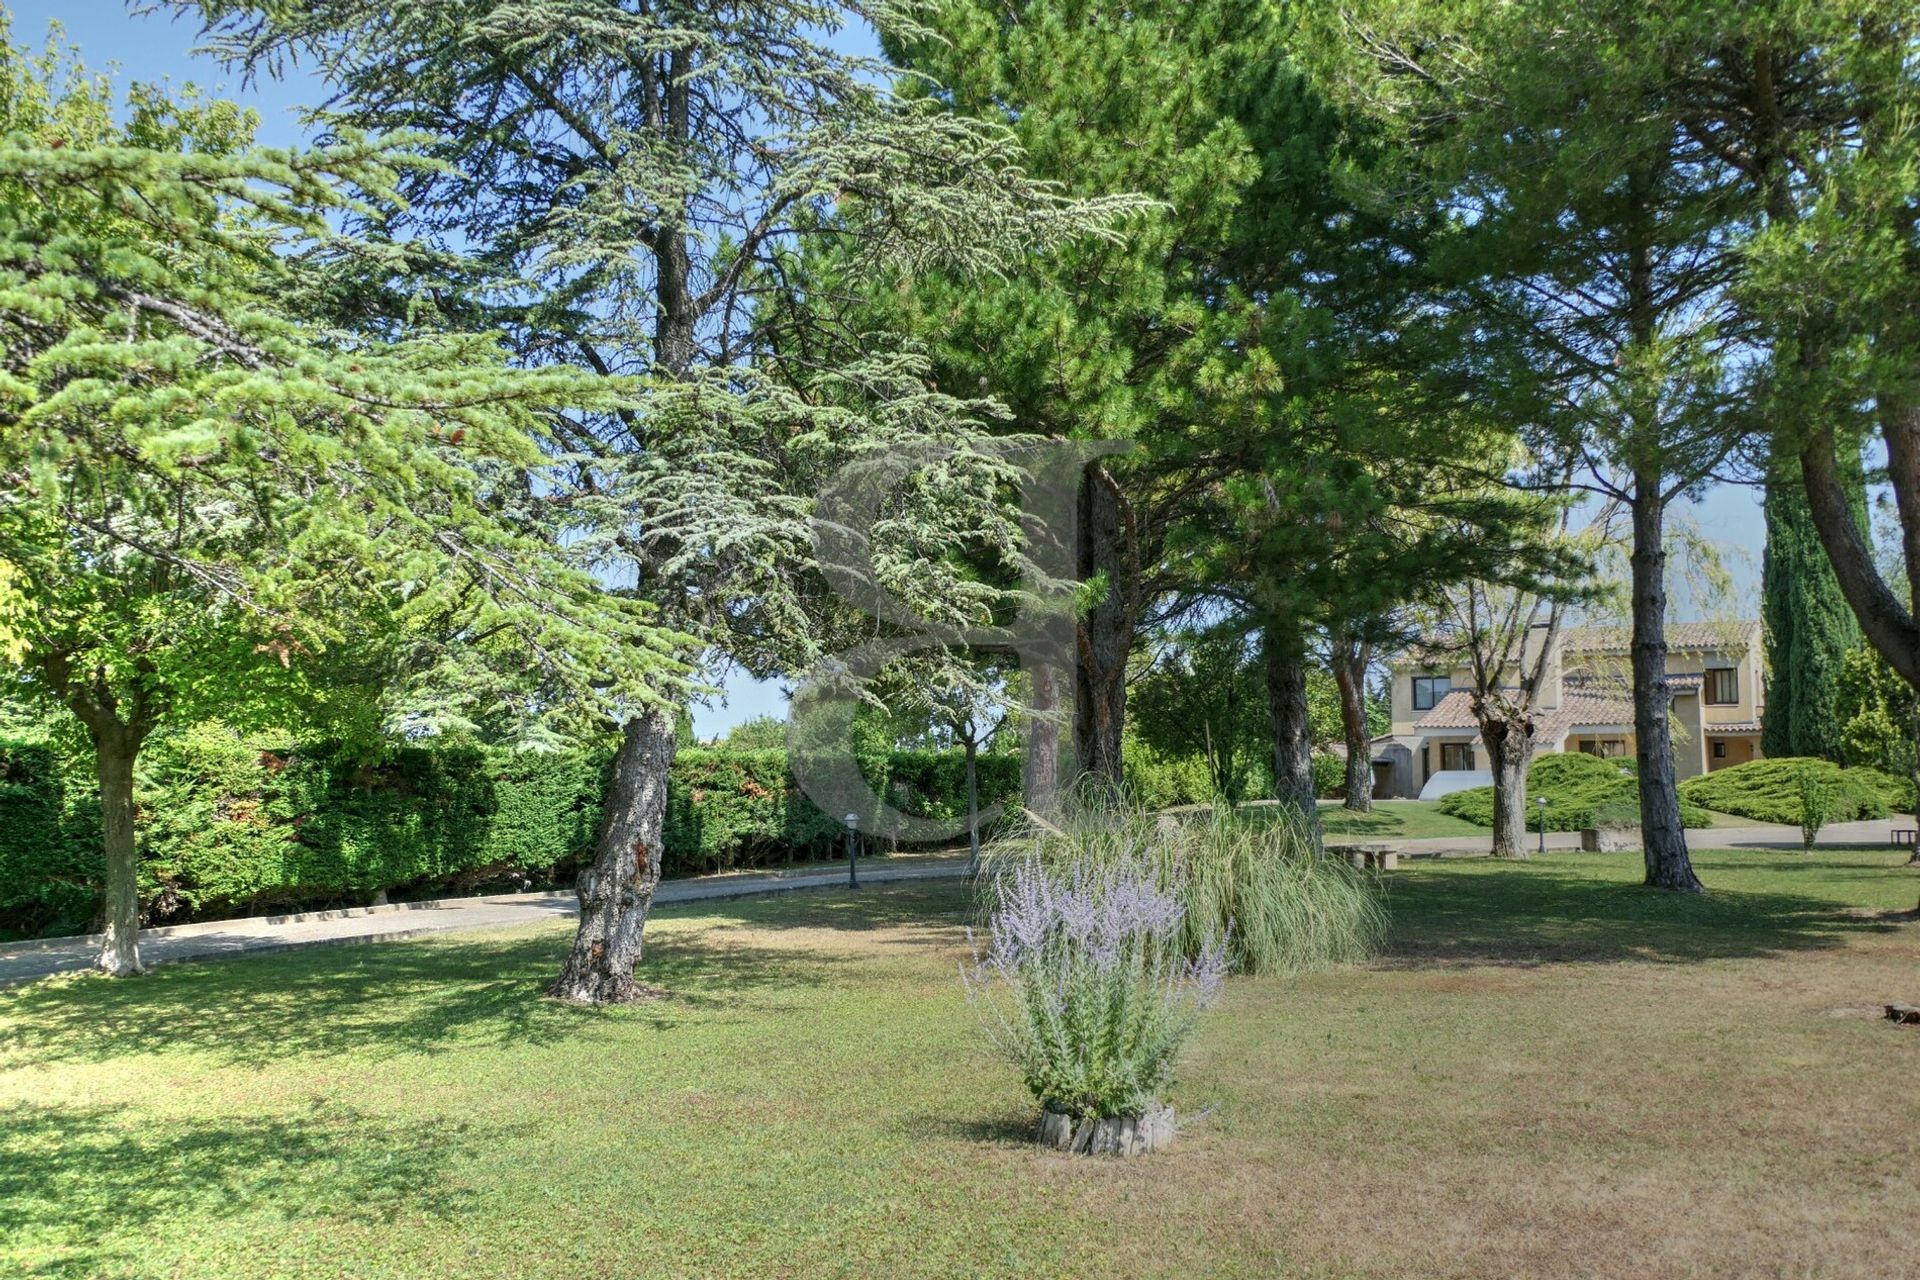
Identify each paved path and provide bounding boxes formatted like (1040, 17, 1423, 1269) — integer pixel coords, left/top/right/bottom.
(6, 817, 1907, 989)
(0, 858, 968, 989)
(1329, 816, 1905, 858)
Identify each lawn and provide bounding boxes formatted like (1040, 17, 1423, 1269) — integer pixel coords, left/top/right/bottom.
(6, 851, 1920, 1279)
(1317, 798, 1490, 840)
(1316, 799, 1764, 839)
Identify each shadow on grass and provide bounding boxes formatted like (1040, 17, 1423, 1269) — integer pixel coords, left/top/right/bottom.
(1379, 853, 1907, 968)
(916, 1110, 1038, 1147)
(0, 896, 965, 1072)
(663, 878, 973, 937)
(0, 1099, 486, 1279)
(0, 881, 976, 1070)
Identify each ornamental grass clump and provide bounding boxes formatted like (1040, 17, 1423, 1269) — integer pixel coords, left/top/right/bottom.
(1173, 807, 1387, 974)
(965, 854, 1226, 1135)
(980, 802, 1386, 976)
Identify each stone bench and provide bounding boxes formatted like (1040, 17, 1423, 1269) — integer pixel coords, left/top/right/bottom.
(1328, 843, 1398, 871)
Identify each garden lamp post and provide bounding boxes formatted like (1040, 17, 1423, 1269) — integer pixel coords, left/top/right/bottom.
(1537, 795, 1549, 855)
(845, 812, 859, 888)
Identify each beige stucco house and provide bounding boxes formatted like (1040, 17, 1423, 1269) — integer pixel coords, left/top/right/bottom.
(1368, 620, 1766, 798)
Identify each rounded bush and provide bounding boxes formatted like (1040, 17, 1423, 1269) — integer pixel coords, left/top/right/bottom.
(1438, 751, 1713, 831)
(1678, 757, 1894, 826)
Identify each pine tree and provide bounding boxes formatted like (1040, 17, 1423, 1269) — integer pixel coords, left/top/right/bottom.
(1705, 3, 1920, 765)
(879, 0, 1545, 815)
(1322, 0, 1767, 891)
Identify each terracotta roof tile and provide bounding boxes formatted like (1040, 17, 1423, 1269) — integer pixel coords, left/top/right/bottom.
(1535, 691, 1636, 744)
(1413, 688, 1637, 744)
(1411, 689, 1479, 730)
(1560, 621, 1756, 655)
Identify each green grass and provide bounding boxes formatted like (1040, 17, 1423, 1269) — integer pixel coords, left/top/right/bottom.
(6, 852, 1920, 1278)
(1316, 798, 1490, 840)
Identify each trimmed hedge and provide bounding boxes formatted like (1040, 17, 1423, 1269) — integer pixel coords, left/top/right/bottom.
(1678, 757, 1903, 826)
(0, 733, 1021, 939)
(0, 740, 102, 940)
(1438, 751, 1714, 831)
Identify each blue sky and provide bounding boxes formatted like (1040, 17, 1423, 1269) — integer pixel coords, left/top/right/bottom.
(10, 1, 1771, 735)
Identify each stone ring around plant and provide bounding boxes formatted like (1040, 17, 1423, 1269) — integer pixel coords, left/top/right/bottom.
(1036, 1103, 1176, 1157)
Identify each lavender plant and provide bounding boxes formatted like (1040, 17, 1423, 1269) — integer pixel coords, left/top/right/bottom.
(966, 855, 1227, 1122)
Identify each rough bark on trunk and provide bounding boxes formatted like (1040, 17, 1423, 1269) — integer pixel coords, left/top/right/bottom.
(1482, 715, 1534, 860)
(1333, 649, 1373, 813)
(1909, 712, 1920, 867)
(1629, 486, 1703, 892)
(1023, 664, 1062, 818)
(1800, 420, 1920, 690)
(548, 51, 694, 1005)
(1263, 623, 1319, 827)
(549, 706, 679, 1003)
(1073, 468, 1131, 791)
(92, 721, 145, 976)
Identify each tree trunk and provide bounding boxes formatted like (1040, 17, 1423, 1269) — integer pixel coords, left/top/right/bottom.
(1799, 420, 1920, 690)
(92, 720, 145, 976)
(1483, 715, 1533, 860)
(1910, 713, 1920, 867)
(1333, 648, 1373, 813)
(1023, 663, 1062, 819)
(964, 735, 982, 873)
(1629, 486, 1703, 892)
(1073, 468, 1131, 792)
(549, 706, 679, 1003)
(1263, 621, 1319, 829)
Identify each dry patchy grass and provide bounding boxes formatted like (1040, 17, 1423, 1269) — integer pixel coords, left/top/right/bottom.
(4, 851, 1919, 1278)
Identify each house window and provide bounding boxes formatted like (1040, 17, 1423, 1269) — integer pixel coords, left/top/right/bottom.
(1704, 667, 1738, 706)
(1412, 675, 1450, 711)
(1712, 741, 1727, 760)
(1440, 742, 1473, 771)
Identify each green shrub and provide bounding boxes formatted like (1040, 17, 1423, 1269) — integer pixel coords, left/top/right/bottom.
(0, 740, 101, 938)
(1438, 751, 1713, 831)
(1796, 764, 1835, 851)
(1310, 749, 1345, 797)
(1852, 765, 1917, 815)
(666, 749, 839, 872)
(1678, 757, 1890, 826)
(0, 732, 1019, 939)
(1169, 808, 1387, 973)
(1121, 737, 1216, 809)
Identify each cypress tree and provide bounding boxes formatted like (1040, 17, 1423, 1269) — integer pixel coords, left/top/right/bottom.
(1761, 450, 1865, 762)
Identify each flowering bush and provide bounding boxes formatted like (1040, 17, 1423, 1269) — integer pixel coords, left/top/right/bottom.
(966, 855, 1226, 1122)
